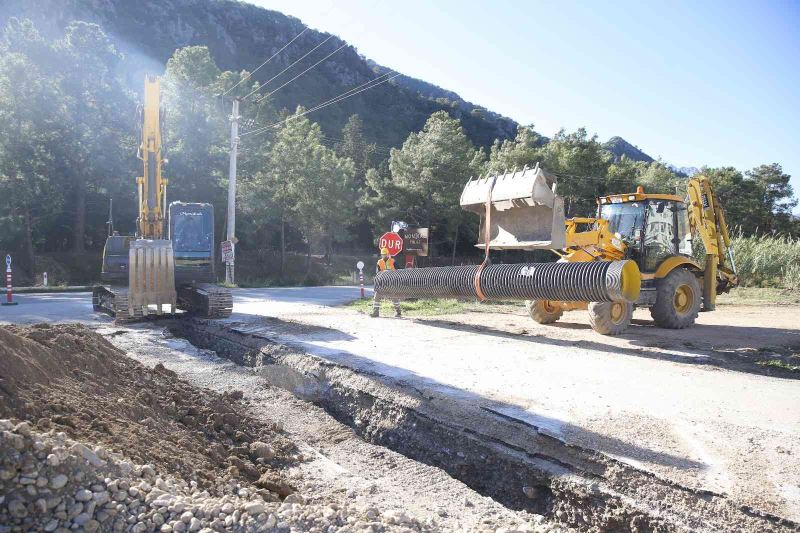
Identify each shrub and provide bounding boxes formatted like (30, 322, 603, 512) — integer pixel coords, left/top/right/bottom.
(694, 233, 800, 288)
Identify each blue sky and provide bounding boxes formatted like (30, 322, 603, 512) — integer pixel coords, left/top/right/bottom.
(252, 0, 799, 210)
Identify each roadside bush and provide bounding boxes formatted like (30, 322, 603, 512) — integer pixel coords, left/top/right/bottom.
(695, 233, 800, 288)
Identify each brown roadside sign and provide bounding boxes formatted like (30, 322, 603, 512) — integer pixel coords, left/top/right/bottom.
(402, 227, 429, 256)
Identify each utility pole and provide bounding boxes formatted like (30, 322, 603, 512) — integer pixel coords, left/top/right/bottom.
(225, 98, 240, 285)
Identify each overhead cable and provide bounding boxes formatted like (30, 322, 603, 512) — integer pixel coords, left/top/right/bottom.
(258, 42, 349, 100)
(222, 27, 310, 96)
(242, 35, 335, 101)
(242, 73, 399, 138)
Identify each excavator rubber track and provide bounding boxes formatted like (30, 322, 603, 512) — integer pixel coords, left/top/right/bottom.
(94, 284, 232, 321)
(92, 286, 144, 322)
(177, 284, 233, 319)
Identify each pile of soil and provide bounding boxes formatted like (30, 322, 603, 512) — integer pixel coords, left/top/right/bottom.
(0, 325, 436, 532)
(0, 324, 295, 497)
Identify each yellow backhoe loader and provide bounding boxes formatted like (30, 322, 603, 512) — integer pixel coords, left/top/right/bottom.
(93, 75, 233, 320)
(460, 165, 738, 334)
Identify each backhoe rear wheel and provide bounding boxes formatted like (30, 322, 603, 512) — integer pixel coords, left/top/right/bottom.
(526, 300, 563, 324)
(650, 268, 701, 329)
(588, 301, 633, 335)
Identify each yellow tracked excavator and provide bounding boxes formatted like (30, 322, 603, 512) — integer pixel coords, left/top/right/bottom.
(460, 165, 738, 334)
(93, 75, 233, 320)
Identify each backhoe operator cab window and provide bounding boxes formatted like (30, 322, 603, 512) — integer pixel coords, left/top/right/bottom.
(599, 199, 692, 272)
(643, 201, 675, 271)
(599, 202, 645, 245)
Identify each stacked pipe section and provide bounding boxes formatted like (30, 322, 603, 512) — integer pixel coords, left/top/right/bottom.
(374, 260, 640, 303)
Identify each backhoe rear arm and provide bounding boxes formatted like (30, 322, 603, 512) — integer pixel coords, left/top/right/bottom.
(686, 176, 738, 310)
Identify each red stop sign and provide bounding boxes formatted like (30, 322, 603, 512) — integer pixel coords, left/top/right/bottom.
(379, 232, 403, 256)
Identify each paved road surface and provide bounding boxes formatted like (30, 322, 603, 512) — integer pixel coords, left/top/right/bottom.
(0, 286, 367, 325)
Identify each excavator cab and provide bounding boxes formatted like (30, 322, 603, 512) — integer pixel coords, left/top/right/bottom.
(460, 164, 566, 250)
(169, 202, 216, 286)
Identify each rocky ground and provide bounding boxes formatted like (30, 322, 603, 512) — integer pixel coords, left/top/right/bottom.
(0, 324, 414, 532)
(0, 324, 298, 495)
(0, 324, 559, 532)
(0, 420, 433, 532)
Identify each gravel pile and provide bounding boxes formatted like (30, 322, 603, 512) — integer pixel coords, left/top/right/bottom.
(1, 420, 434, 532)
(0, 325, 445, 531)
(0, 324, 297, 492)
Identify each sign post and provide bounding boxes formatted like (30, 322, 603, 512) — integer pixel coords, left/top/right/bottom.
(3, 255, 17, 306)
(356, 260, 365, 299)
(221, 240, 235, 268)
(379, 232, 403, 257)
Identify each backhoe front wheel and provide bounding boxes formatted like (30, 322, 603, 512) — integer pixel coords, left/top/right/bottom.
(526, 300, 563, 324)
(588, 301, 633, 335)
(650, 268, 701, 329)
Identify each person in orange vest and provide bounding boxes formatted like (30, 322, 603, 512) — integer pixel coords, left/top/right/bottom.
(371, 248, 402, 318)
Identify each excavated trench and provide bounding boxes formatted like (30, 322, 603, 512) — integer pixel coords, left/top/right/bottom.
(169, 318, 797, 533)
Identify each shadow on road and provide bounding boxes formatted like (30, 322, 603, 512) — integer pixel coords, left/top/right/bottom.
(171, 317, 707, 475)
(412, 316, 800, 380)
(221, 315, 356, 343)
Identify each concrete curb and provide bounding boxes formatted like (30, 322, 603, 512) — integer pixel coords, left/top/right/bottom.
(14, 286, 93, 294)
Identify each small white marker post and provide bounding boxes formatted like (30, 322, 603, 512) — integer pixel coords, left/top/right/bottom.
(356, 261, 365, 299)
(3, 255, 17, 306)
(43, 271, 48, 287)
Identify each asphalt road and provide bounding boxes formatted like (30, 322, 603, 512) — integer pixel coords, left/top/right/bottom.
(0, 286, 368, 325)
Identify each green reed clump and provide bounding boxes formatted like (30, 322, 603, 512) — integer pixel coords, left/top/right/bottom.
(694, 233, 800, 288)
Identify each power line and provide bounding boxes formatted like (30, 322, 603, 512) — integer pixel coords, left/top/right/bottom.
(222, 27, 309, 96)
(242, 35, 335, 101)
(259, 42, 349, 100)
(243, 73, 400, 138)
(239, 72, 390, 137)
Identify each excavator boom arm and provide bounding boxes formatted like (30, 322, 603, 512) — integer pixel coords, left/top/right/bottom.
(137, 75, 167, 239)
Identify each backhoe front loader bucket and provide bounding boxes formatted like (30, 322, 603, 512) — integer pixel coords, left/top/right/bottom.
(128, 239, 176, 317)
(460, 164, 566, 250)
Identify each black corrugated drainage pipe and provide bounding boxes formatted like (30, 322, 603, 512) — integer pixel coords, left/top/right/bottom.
(374, 260, 640, 303)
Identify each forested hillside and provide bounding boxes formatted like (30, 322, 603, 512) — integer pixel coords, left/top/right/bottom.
(0, 0, 518, 150)
(0, 0, 797, 286)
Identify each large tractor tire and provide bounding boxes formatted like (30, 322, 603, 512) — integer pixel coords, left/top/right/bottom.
(526, 300, 563, 324)
(650, 268, 701, 329)
(588, 301, 633, 335)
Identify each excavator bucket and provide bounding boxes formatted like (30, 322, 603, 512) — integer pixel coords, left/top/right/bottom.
(127, 239, 176, 316)
(460, 164, 566, 250)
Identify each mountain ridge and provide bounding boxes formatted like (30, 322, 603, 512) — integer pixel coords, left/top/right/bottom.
(0, 0, 521, 150)
(1, 0, 662, 166)
(603, 136, 654, 163)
